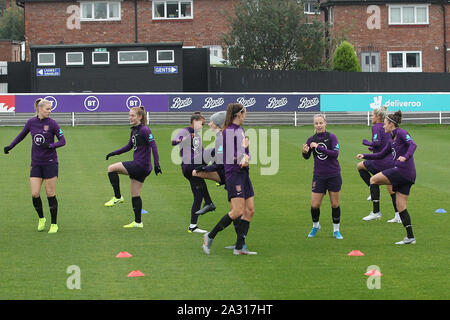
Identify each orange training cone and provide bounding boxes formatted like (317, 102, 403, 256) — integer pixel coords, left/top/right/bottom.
(347, 250, 365, 256)
(116, 251, 133, 258)
(127, 270, 145, 278)
(365, 269, 382, 276)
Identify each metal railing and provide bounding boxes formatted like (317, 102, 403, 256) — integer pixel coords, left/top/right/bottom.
(1, 111, 450, 127)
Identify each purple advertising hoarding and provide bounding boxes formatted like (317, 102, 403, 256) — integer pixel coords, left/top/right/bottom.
(14, 94, 169, 113)
(167, 94, 320, 112)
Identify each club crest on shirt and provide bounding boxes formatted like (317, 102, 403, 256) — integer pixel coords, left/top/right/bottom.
(43, 125, 49, 132)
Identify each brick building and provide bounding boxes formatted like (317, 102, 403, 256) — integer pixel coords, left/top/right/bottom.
(17, 0, 236, 61)
(0, 39, 22, 61)
(322, 0, 450, 72)
(16, 0, 450, 72)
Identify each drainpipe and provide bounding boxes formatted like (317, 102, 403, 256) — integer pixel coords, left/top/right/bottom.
(443, 1, 447, 72)
(134, 0, 138, 43)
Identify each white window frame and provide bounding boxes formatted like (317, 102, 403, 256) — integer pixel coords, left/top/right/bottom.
(117, 50, 149, 64)
(328, 6, 334, 24)
(152, 1, 194, 20)
(80, 1, 121, 21)
(156, 50, 175, 63)
(203, 45, 223, 59)
(37, 53, 55, 66)
(92, 51, 110, 65)
(387, 51, 422, 72)
(66, 52, 84, 66)
(388, 5, 429, 25)
(304, 1, 320, 15)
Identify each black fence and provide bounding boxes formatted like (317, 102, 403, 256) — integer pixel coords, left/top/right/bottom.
(209, 67, 450, 92)
(7, 62, 31, 93)
(183, 48, 209, 92)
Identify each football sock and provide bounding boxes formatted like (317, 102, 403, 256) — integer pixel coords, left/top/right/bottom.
(390, 193, 398, 213)
(132, 196, 142, 224)
(332, 206, 341, 224)
(108, 172, 121, 199)
(235, 219, 250, 250)
(47, 196, 58, 224)
(358, 169, 371, 187)
(209, 213, 233, 239)
(32, 196, 44, 219)
(399, 209, 414, 239)
(370, 184, 380, 213)
(311, 207, 320, 225)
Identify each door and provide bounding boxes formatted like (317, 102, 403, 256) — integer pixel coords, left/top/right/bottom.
(361, 52, 380, 72)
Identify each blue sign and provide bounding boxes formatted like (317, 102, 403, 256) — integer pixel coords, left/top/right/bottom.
(168, 94, 320, 112)
(154, 66, 178, 74)
(321, 93, 450, 112)
(36, 68, 61, 77)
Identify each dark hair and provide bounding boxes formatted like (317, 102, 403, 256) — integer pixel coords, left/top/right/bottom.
(222, 103, 245, 131)
(190, 111, 205, 124)
(386, 110, 402, 127)
(130, 106, 147, 125)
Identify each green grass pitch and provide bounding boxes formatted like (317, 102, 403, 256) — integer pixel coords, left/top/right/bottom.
(0, 124, 448, 299)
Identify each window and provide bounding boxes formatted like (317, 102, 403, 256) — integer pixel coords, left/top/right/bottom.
(388, 5, 429, 25)
(304, 1, 319, 15)
(92, 51, 110, 65)
(203, 45, 223, 59)
(387, 51, 422, 72)
(81, 1, 121, 21)
(118, 51, 149, 64)
(66, 52, 84, 66)
(156, 50, 174, 63)
(328, 6, 334, 24)
(38, 53, 55, 66)
(152, 1, 193, 19)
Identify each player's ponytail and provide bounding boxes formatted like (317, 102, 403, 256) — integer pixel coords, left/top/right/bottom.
(386, 110, 402, 127)
(190, 112, 205, 124)
(222, 103, 245, 131)
(34, 98, 51, 115)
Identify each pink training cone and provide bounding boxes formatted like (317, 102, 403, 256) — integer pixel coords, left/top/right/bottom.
(347, 250, 365, 256)
(127, 270, 145, 278)
(365, 269, 383, 276)
(116, 251, 133, 258)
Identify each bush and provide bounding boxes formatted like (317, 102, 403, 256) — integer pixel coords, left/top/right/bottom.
(332, 41, 361, 72)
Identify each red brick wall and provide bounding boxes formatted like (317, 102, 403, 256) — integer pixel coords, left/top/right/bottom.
(329, 4, 449, 72)
(0, 41, 21, 62)
(25, 0, 236, 59)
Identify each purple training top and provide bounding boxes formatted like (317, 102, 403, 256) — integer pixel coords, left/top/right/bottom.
(303, 131, 341, 177)
(363, 127, 417, 182)
(222, 123, 250, 180)
(172, 126, 204, 170)
(112, 124, 159, 173)
(8, 116, 66, 166)
(362, 122, 393, 171)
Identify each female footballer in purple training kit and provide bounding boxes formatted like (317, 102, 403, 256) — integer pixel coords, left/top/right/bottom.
(105, 106, 161, 228)
(202, 103, 256, 255)
(357, 110, 417, 245)
(4, 98, 66, 234)
(172, 112, 215, 234)
(357, 106, 400, 223)
(302, 114, 343, 240)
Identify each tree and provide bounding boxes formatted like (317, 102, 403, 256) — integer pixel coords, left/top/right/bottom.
(0, 5, 24, 41)
(223, 0, 330, 71)
(332, 41, 361, 72)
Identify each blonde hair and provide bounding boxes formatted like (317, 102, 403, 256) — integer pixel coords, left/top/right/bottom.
(373, 105, 388, 121)
(34, 98, 52, 115)
(130, 106, 147, 125)
(313, 113, 326, 121)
